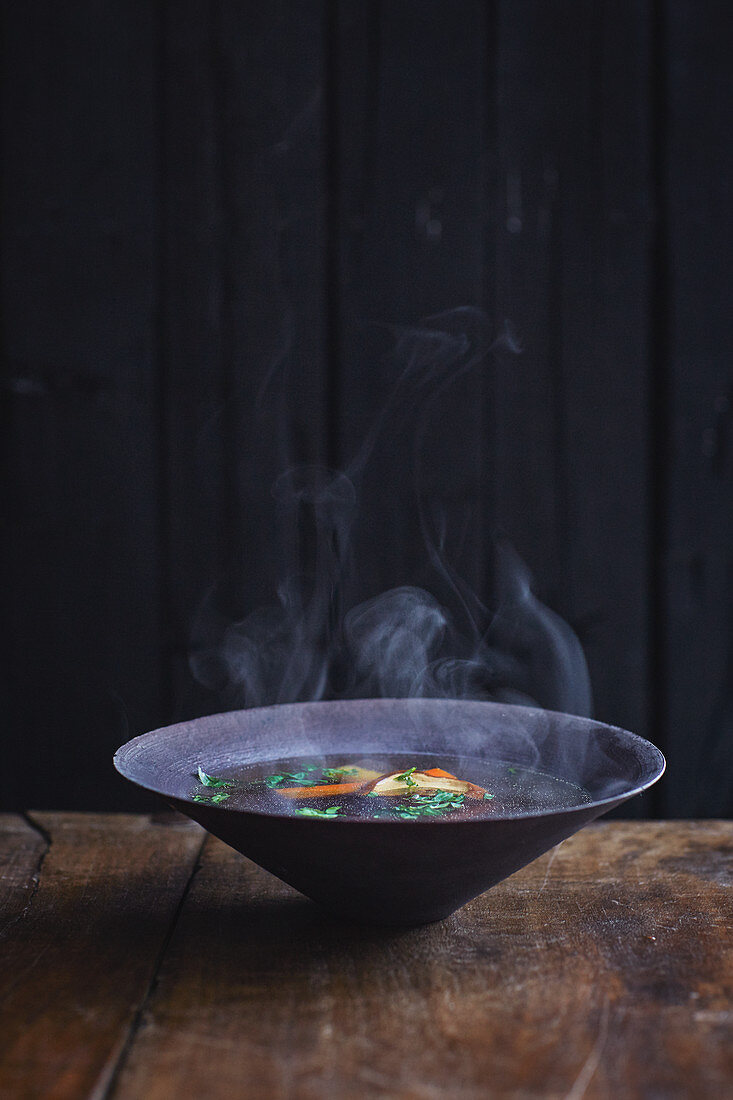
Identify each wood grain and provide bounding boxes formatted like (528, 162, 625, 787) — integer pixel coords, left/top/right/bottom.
(0, 813, 203, 1100)
(660, 0, 733, 817)
(163, 0, 329, 720)
(0, 2, 164, 811)
(493, 1, 653, 746)
(159, 0, 232, 722)
(107, 819, 733, 1100)
(1, 2, 726, 827)
(2, 2, 732, 817)
(334, 0, 489, 603)
(0, 815, 47, 936)
(219, 0, 329, 612)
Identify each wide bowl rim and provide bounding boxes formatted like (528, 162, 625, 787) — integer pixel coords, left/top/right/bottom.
(113, 698, 666, 825)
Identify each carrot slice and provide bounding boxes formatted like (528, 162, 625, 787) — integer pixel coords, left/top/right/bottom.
(423, 768, 485, 796)
(276, 781, 367, 800)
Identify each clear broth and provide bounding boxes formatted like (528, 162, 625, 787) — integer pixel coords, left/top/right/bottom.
(191, 752, 592, 820)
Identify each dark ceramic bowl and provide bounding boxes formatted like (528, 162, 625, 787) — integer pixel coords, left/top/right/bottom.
(114, 698, 665, 925)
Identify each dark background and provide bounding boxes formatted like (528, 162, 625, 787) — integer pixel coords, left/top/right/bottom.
(2, 1, 732, 816)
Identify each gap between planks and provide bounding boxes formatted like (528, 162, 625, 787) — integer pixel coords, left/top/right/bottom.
(92, 831, 208, 1100)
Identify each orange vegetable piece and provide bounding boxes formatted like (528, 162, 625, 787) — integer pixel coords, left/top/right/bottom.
(276, 781, 367, 800)
(423, 767, 485, 797)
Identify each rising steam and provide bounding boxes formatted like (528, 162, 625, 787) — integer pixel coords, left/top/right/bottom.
(190, 309, 592, 718)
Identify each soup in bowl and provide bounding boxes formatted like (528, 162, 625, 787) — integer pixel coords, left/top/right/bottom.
(114, 698, 665, 925)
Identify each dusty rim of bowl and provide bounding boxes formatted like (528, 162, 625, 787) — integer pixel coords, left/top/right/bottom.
(114, 698, 666, 824)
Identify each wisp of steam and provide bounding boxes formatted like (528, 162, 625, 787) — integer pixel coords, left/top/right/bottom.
(190, 308, 592, 720)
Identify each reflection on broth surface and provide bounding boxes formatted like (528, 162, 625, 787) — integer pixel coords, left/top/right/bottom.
(190, 753, 592, 820)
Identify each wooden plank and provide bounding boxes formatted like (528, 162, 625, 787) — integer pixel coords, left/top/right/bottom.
(0, 2, 163, 809)
(334, 0, 489, 606)
(661, 1, 733, 816)
(109, 821, 733, 1099)
(159, 1, 231, 720)
(493, 3, 653, 748)
(0, 815, 47, 935)
(0, 813, 203, 1100)
(164, 0, 329, 717)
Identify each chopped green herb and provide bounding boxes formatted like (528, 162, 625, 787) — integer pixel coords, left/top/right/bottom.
(196, 766, 231, 788)
(295, 805, 342, 819)
(507, 766, 517, 775)
(372, 790, 466, 820)
(395, 766, 418, 789)
(322, 767, 360, 783)
(263, 771, 317, 788)
(483, 792, 495, 800)
(193, 791, 229, 804)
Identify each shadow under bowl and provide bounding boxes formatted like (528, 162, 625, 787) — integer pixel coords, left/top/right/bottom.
(114, 698, 665, 925)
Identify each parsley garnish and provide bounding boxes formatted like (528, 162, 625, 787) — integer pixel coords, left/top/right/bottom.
(263, 769, 318, 788)
(507, 766, 517, 775)
(295, 805, 342, 819)
(193, 791, 229, 804)
(483, 792, 495, 800)
(196, 766, 231, 788)
(395, 766, 418, 790)
(322, 767, 360, 783)
(373, 790, 466, 819)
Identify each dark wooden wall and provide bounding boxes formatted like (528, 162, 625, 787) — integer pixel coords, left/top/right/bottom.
(2, 1, 732, 815)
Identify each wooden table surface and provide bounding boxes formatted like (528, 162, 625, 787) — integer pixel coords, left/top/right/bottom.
(0, 815, 731, 1100)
